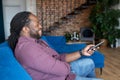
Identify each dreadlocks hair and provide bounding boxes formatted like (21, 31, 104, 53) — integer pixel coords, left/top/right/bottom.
(8, 11, 32, 52)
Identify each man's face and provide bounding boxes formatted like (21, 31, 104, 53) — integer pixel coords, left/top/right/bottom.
(28, 14, 42, 39)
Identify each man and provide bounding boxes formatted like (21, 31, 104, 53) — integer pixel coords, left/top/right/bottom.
(8, 11, 102, 80)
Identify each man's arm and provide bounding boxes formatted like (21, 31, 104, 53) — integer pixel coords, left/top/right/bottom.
(65, 51, 81, 63)
(65, 44, 95, 63)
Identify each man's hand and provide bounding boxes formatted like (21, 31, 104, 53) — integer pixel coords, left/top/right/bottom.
(81, 44, 95, 56)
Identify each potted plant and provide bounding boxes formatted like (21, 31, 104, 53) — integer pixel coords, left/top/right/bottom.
(89, 0, 120, 47)
(64, 32, 71, 42)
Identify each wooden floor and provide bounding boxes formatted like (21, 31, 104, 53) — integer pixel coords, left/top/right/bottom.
(96, 47, 120, 80)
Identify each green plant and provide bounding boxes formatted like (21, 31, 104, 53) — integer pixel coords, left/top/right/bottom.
(64, 32, 71, 42)
(89, 0, 120, 46)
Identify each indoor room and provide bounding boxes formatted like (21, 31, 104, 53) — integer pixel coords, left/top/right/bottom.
(0, 0, 120, 80)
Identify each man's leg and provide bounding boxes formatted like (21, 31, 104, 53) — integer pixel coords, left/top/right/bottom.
(70, 58, 96, 78)
(75, 75, 103, 80)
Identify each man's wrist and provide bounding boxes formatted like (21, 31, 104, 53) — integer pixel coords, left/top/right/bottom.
(79, 50, 83, 56)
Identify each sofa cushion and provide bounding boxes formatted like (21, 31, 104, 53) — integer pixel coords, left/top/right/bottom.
(0, 42, 32, 80)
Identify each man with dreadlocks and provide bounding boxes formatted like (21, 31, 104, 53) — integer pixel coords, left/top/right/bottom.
(8, 11, 102, 80)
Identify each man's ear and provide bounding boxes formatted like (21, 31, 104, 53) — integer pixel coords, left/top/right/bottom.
(22, 26, 29, 32)
(20, 26, 30, 36)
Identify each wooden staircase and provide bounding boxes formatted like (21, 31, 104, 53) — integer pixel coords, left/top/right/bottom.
(42, 0, 97, 35)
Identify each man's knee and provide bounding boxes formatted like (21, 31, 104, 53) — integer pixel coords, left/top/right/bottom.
(70, 58, 95, 75)
(70, 58, 95, 68)
(83, 58, 95, 68)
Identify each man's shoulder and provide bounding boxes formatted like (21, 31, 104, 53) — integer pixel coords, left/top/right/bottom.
(16, 37, 38, 51)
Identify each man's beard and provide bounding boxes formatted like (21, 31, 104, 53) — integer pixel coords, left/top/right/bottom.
(30, 31, 41, 39)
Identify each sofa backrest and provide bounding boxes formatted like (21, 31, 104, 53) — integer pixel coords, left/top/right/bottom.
(0, 41, 7, 47)
(0, 42, 32, 80)
(41, 36, 66, 45)
(41, 36, 55, 49)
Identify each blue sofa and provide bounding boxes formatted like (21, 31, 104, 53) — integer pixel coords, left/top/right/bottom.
(41, 36, 105, 72)
(0, 42, 32, 80)
(0, 36, 104, 80)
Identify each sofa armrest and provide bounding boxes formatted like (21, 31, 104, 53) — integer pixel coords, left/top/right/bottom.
(81, 51, 105, 68)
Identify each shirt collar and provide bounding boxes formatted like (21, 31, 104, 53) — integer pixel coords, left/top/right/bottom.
(19, 36, 38, 42)
(19, 36, 49, 46)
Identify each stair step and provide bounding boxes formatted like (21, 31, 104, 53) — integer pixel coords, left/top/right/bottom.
(66, 13, 76, 19)
(43, 30, 51, 35)
(61, 17, 68, 20)
(49, 26, 57, 31)
(53, 22, 60, 26)
(74, 6, 83, 11)
(88, 0, 97, 5)
(80, 3, 89, 9)
(59, 19, 68, 24)
(69, 12, 78, 15)
(49, 22, 60, 31)
(74, 10, 81, 14)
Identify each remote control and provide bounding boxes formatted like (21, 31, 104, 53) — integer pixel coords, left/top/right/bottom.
(88, 41, 104, 51)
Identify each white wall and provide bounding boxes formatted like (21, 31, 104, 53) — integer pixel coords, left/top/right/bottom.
(2, 0, 36, 39)
(26, 0, 36, 15)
